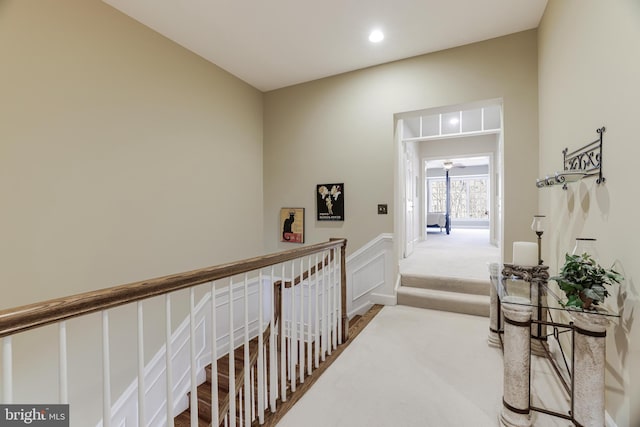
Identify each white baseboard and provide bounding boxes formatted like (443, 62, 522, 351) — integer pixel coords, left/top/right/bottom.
(370, 292, 396, 306)
(347, 301, 374, 318)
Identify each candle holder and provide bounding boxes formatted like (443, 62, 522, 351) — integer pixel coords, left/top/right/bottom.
(531, 215, 546, 265)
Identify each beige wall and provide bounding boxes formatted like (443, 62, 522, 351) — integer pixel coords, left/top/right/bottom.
(418, 134, 498, 161)
(0, 0, 263, 424)
(538, 1, 640, 425)
(264, 30, 538, 261)
(0, 0, 264, 308)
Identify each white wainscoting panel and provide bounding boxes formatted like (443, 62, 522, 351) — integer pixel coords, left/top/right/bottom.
(352, 253, 385, 301)
(346, 233, 395, 317)
(96, 277, 272, 427)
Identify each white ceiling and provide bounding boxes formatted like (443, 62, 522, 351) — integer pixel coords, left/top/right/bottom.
(103, 0, 548, 92)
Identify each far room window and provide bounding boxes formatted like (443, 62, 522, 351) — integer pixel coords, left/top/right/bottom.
(428, 180, 446, 213)
(428, 176, 489, 220)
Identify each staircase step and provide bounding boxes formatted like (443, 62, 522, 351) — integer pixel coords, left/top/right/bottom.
(195, 382, 213, 422)
(174, 411, 210, 427)
(401, 274, 489, 296)
(175, 306, 385, 427)
(397, 286, 489, 317)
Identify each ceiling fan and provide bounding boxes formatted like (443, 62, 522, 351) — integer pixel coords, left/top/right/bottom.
(443, 160, 466, 170)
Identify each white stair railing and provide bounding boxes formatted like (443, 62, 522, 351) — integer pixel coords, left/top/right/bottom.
(0, 239, 347, 427)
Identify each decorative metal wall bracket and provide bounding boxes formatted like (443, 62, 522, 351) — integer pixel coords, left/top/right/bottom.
(536, 127, 606, 190)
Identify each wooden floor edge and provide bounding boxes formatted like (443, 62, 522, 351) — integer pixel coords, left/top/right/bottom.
(256, 304, 385, 427)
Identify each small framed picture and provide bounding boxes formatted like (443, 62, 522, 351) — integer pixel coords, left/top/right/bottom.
(316, 183, 344, 221)
(280, 208, 305, 243)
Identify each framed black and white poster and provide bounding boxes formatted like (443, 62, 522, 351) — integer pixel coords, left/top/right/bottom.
(316, 183, 344, 221)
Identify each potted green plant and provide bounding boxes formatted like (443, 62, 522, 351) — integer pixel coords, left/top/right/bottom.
(552, 252, 623, 310)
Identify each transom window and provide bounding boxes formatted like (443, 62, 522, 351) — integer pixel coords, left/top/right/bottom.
(403, 104, 501, 140)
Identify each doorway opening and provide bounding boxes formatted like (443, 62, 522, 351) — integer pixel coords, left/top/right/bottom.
(425, 155, 492, 237)
(395, 100, 502, 282)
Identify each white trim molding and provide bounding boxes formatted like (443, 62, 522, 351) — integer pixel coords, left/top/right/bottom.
(346, 233, 396, 317)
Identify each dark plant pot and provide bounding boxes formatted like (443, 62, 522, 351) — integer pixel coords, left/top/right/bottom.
(579, 292, 593, 310)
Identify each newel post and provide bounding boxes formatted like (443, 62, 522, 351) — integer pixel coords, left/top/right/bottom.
(331, 238, 348, 341)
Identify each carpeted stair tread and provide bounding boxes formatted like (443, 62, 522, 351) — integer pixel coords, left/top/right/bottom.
(397, 286, 489, 317)
(400, 274, 490, 296)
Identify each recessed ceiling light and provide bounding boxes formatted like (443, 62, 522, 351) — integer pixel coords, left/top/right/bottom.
(369, 30, 384, 43)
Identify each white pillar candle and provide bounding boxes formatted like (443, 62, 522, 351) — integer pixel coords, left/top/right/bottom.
(513, 242, 538, 266)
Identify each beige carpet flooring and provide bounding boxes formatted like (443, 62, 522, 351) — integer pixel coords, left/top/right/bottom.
(276, 305, 571, 427)
(399, 228, 500, 281)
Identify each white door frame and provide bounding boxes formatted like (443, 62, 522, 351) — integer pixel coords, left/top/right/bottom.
(394, 102, 505, 266)
(404, 145, 416, 257)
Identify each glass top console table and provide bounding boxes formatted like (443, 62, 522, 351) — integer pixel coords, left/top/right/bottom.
(488, 263, 618, 427)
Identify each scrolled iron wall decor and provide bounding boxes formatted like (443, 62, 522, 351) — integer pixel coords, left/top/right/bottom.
(536, 127, 606, 189)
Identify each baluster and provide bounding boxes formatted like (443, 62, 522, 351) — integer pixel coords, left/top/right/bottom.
(189, 288, 198, 427)
(314, 254, 320, 369)
(263, 347, 268, 414)
(2, 336, 12, 403)
(337, 246, 343, 345)
(280, 264, 286, 402)
(243, 273, 251, 427)
(290, 260, 296, 392)
(58, 322, 68, 404)
(326, 251, 331, 359)
(299, 257, 305, 384)
(229, 278, 236, 427)
(250, 367, 256, 422)
(307, 256, 313, 376)
(102, 310, 111, 427)
(269, 266, 277, 412)
(333, 248, 338, 350)
(321, 252, 327, 361)
(330, 249, 335, 351)
(327, 252, 333, 356)
(238, 388, 243, 427)
(137, 301, 146, 426)
(333, 248, 337, 349)
(257, 270, 265, 424)
(165, 294, 174, 427)
(211, 281, 219, 427)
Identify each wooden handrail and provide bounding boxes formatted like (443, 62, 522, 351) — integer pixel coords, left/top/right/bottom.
(0, 239, 346, 339)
